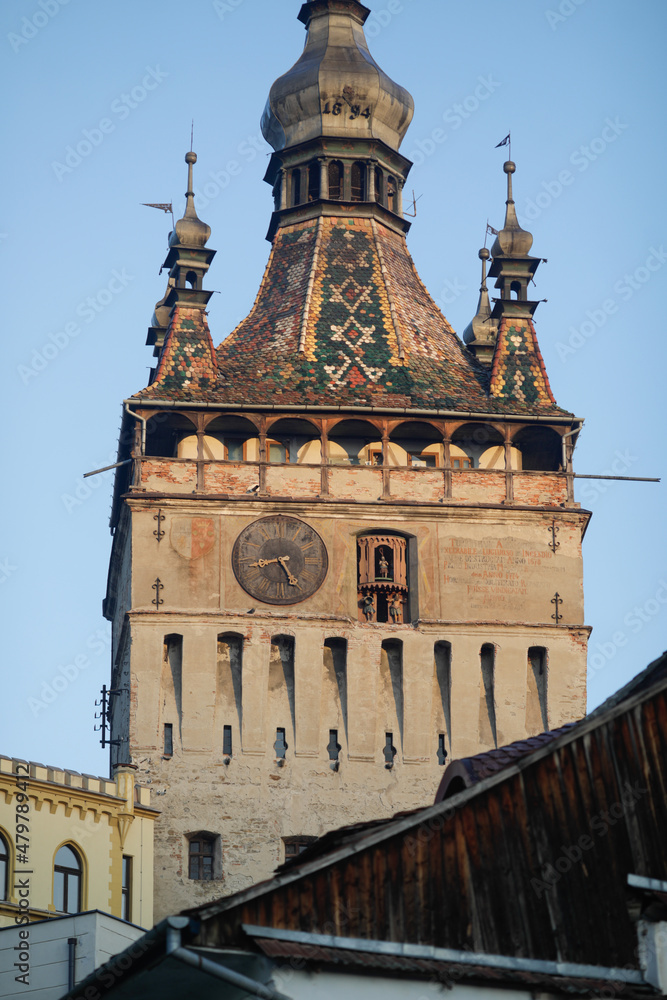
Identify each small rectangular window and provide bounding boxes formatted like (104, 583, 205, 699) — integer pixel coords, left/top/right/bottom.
(452, 457, 472, 469)
(121, 856, 132, 921)
(223, 725, 233, 757)
(189, 837, 216, 880)
(164, 723, 173, 756)
(283, 836, 318, 860)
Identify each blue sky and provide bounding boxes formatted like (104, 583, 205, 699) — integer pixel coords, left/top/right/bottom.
(1, 0, 665, 776)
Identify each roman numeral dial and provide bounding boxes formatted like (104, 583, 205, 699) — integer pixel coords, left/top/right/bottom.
(232, 516, 328, 606)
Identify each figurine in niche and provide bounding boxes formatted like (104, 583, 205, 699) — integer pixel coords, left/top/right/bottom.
(362, 594, 376, 622)
(389, 593, 403, 624)
(377, 548, 390, 580)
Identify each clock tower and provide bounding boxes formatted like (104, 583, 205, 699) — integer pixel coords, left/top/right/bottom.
(105, 0, 590, 920)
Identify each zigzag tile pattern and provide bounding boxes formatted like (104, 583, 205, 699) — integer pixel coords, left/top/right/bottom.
(136, 218, 568, 417)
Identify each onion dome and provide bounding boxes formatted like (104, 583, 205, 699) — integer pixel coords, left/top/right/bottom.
(169, 152, 211, 249)
(150, 276, 175, 330)
(261, 0, 414, 153)
(490, 161, 533, 258)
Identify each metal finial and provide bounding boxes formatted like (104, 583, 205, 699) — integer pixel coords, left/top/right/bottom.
(478, 247, 490, 291)
(190, 120, 194, 153)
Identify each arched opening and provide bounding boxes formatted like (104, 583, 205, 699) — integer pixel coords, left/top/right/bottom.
(323, 638, 348, 751)
(357, 531, 410, 623)
(267, 418, 321, 464)
(443, 775, 466, 799)
(434, 641, 452, 754)
(202, 415, 259, 461)
(510, 281, 522, 300)
(328, 160, 343, 200)
(451, 422, 504, 469)
(162, 634, 183, 745)
(329, 419, 379, 466)
(185, 271, 198, 290)
(0, 831, 9, 901)
(379, 639, 404, 755)
(527, 646, 549, 734)
(390, 421, 443, 467)
(513, 426, 562, 472)
(272, 177, 282, 211)
(217, 633, 243, 755)
(291, 169, 301, 206)
(269, 635, 296, 754)
(387, 176, 397, 213)
(54, 844, 83, 914)
(145, 413, 197, 458)
(479, 643, 498, 748)
(351, 161, 366, 201)
(374, 167, 384, 205)
(308, 161, 320, 202)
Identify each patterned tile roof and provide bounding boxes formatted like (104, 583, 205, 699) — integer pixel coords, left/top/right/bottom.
(137, 217, 569, 417)
(136, 304, 218, 400)
(489, 316, 557, 406)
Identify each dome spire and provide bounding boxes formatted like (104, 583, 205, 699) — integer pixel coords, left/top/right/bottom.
(169, 151, 211, 250)
(261, 0, 415, 240)
(490, 161, 534, 258)
(262, 0, 414, 153)
(488, 158, 543, 322)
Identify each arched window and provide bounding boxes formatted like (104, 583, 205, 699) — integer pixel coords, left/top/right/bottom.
(54, 844, 82, 914)
(291, 169, 301, 207)
(185, 270, 198, 290)
(0, 832, 9, 901)
(351, 161, 365, 201)
(374, 167, 384, 205)
(357, 532, 409, 623)
(387, 176, 397, 213)
(328, 160, 343, 200)
(308, 162, 320, 202)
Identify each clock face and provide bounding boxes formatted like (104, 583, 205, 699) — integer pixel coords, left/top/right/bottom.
(232, 516, 328, 606)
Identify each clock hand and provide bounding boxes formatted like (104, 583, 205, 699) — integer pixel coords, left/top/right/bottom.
(249, 558, 281, 568)
(277, 556, 299, 586)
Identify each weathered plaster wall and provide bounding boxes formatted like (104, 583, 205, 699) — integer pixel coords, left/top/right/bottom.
(110, 496, 588, 919)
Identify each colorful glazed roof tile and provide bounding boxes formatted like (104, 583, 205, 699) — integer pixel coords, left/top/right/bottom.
(137, 217, 568, 417)
(137, 304, 218, 399)
(489, 316, 557, 406)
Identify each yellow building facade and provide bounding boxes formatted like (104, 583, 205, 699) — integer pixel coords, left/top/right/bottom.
(0, 757, 157, 929)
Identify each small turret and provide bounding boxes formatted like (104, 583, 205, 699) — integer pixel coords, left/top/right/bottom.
(160, 151, 216, 312)
(463, 247, 498, 365)
(488, 160, 542, 321)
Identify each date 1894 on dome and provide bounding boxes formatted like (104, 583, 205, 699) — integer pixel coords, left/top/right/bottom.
(322, 99, 372, 120)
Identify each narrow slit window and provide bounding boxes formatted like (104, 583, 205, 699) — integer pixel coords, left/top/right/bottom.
(327, 729, 341, 762)
(274, 727, 288, 759)
(383, 732, 397, 767)
(164, 723, 173, 756)
(121, 856, 132, 921)
(223, 725, 233, 757)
